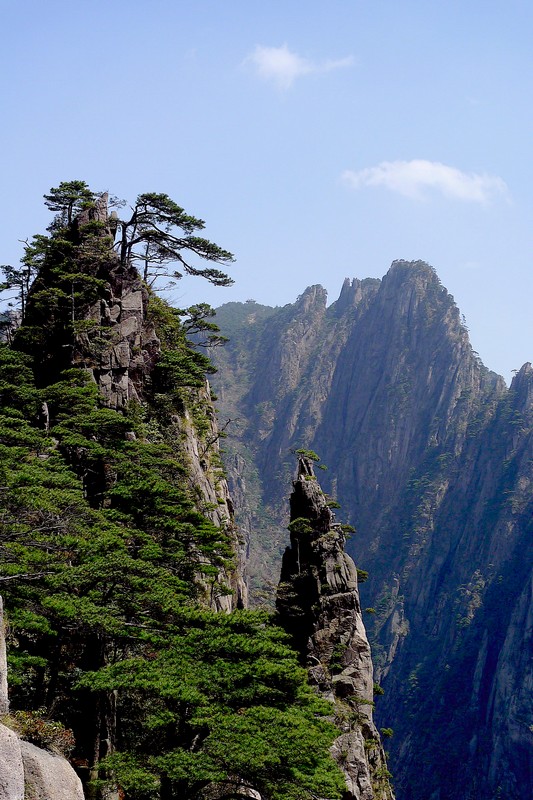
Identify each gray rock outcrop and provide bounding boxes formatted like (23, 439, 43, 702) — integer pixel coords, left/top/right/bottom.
(276, 457, 394, 800)
(0, 599, 8, 716)
(0, 724, 24, 800)
(0, 727, 85, 800)
(19, 740, 84, 800)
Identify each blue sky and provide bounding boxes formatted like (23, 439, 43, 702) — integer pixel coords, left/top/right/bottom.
(1, 0, 532, 381)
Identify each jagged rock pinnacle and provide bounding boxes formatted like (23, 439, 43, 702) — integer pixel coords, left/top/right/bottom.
(277, 457, 394, 800)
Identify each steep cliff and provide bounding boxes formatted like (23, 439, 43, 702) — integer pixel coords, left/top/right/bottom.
(1, 184, 349, 799)
(25, 193, 245, 611)
(1, 189, 250, 795)
(211, 261, 533, 799)
(375, 360, 533, 800)
(277, 458, 394, 800)
(88, 196, 247, 609)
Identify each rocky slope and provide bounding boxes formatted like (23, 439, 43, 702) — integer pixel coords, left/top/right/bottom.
(1, 190, 251, 798)
(276, 457, 394, 800)
(75, 195, 246, 610)
(211, 260, 533, 799)
(3, 186, 381, 800)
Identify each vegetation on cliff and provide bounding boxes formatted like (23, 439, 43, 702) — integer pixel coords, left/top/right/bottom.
(0, 183, 345, 800)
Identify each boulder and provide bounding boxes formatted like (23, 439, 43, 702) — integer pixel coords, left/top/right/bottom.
(0, 724, 24, 800)
(20, 740, 84, 800)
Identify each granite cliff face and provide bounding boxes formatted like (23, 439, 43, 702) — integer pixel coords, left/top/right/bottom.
(211, 261, 533, 799)
(73, 196, 246, 610)
(276, 458, 394, 800)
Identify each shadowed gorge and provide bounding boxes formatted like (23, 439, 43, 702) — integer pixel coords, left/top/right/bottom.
(211, 260, 533, 800)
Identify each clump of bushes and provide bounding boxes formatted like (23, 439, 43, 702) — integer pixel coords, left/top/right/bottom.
(3, 710, 75, 756)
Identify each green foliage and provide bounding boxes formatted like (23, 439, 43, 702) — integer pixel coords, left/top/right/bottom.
(11, 226, 112, 385)
(83, 611, 344, 800)
(287, 517, 314, 536)
(148, 295, 216, 397)
(295, 448, 320, 462)
(180, 303, 228, 348)
(340, 524, 356, 535)
(326, 499, 341, 509)
(43, 180, 95, 227)
(357, 568, 369, 583)
(115, 192, 234, 287)
(0, 184, 345, 800)
(329, 643, 348, 675)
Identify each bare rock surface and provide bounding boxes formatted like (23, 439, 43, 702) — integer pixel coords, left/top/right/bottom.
(0, 724, 24, 800)
(0, 599, 8, 715)
(212, 261, 532, 798)
(19, 741, 84, 800)
(276, 457, 394, 800)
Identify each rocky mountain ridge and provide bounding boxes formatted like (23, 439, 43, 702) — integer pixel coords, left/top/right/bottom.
(211, 260, 532, 800)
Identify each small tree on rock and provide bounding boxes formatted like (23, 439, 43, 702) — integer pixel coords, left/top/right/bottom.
(44, 180, 96, 228)
(115, 192, 235, 287)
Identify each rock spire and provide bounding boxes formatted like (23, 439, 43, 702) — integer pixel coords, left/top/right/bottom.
(276, 457, 394, 800)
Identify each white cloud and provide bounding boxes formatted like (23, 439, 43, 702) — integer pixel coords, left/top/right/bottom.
(342, 159, 508, 204)
(246, 44, 354, 90)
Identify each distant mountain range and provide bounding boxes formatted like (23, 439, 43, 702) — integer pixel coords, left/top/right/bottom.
(211, 260, 533, 800)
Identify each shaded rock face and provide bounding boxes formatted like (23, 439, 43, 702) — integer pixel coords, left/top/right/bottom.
(175, 379, 247, 610)
(212, 261, 533, 798)
(276, 458, 394, 800)
(370, 360, 533, 800)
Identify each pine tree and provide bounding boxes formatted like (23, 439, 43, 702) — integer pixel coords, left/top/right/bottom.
(0, 184, 345, 800)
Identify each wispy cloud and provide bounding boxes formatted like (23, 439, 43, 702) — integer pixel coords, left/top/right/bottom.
(245, 44, 354, 90)
(342, 159, 508, 204)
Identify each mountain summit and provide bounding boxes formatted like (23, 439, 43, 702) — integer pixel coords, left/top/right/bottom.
(211, 260, 533, 800)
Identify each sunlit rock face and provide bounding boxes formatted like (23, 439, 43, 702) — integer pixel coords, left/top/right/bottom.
(212, 261, 533, 799)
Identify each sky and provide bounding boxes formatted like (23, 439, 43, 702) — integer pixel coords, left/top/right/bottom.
(1, 0, 532, 382)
